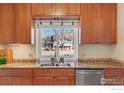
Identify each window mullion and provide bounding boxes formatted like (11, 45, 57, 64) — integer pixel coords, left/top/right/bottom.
(56, 28, 59, 62)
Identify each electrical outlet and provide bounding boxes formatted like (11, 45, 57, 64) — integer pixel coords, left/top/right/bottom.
(82, 52, 85, 57)
(29, 53, 34, 58)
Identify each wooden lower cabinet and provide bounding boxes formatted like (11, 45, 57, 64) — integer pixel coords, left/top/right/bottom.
(0, 77, 12, 85)
(54, 77, 74, 85)
(0, 77, 33, 85)
(34, 69, 75, 85)
(34, 76, 74, 85)
(34, 77, 54, 85)
(12, 77, 33, 85)
(0, 68, 75, 85)
(0, 68, 33, 85)
(104, 68, 124, 85)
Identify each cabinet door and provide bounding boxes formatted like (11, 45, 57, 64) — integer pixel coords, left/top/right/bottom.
(81, 4, 99, 43)
(0, 77, 12, 85)
(104, 68, 124, 78)
(34, 69, 75, 77)
(34, 77, 54, 85)
(31, 4, 43, 17)
(14, 4, 31, 44)
(12, 77, 33, 85)
(67, 3, 80, 16)
(98, 4, 117, 43)
(104, 68, 124, 85)
(43, 4, 56, 16)
(0, 4, 14, 44)
(55, 3, 68, 15)
(0, 68, 33, 77)
(55, 77, 75, 85)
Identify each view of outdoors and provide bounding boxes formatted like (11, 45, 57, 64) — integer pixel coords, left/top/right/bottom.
(41, 28, 74, 57)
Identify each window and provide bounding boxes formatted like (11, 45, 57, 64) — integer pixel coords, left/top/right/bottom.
(35, 19, 79, 61)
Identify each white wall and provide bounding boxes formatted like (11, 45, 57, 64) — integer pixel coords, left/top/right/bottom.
(0, 45, 4, 49)
(4, 44, 35, 59)
(112, 3, 124, 61)
(79, 44, 113, 58)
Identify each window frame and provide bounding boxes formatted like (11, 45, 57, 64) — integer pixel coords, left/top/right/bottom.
(35, 20, 79, 62)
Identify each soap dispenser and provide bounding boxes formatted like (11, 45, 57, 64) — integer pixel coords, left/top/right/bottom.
(0, 55, 2, 65)
(3, 55, 7, 64)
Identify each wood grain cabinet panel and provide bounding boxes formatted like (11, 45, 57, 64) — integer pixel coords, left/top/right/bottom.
(14, 4, 31, 44)
(55, 3, 68, 15)
(0, 68, 33, 77)
(34, 76, 74, 85)
(31, 4, 43, 17)
(54, 77, 75, 85)
(98, 4, 117, 43)
(0, 4, 14, 44)
(34, 69, 75, 85)
(0, 77, 12, 85)
(34, 69, 75, 77)
(81, 4, 99, 43)
(104, 68, 124, 78)
(43, 4, 56, 16)
(67, 3, 80, 16)
(12, 77, 33, 85)
(81, 3, 117, 44)
(34, 77, 54, 85)
(104, 68, 124, 85)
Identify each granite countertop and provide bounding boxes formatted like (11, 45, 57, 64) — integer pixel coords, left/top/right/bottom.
(0, 61, 37, 68)
(76, 58, 124, 68)
(0, 58, 124, 68)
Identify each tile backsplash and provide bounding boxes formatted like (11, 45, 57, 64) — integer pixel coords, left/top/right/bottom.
(0, 45, 4, 49)
(78, 44, 113, 58)
(1, 44, 35, 59)
(0, 44, 114, 59)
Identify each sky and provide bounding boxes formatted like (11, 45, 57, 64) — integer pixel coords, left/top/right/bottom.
(41, 28, 56, 38)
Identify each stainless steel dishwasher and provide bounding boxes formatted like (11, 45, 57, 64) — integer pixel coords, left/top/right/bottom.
(76, 69, 104, 85)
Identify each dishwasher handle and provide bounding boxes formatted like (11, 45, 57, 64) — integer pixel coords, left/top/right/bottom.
(101, 77, 106, 85)
(76, 71, 103, 75)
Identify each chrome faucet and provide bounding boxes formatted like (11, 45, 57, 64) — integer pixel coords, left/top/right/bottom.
(50, 52, 57, 65)
(59, 57, 64, 63)
(50, 52, 65, 65)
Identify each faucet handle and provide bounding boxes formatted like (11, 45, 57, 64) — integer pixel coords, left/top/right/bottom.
(51, 57, 54, 62)
(59, 57, 64, 63)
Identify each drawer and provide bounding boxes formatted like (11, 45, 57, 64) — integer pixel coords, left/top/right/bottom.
(54, 77, 75, 85)
(34, 77, 54, 85)
(0, 68, 33, 77)
(104, 68, 124, 78)
(34, 76, 75, 85)
(12, 77, 33, 85)
(104, 78, 124, 85)
(0, 77, 12, 85)
(34, 68, 75, 77)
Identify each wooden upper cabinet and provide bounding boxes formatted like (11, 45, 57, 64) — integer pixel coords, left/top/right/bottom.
(81, 4, 99, 43)
(55, 3, 68, 15)
(43, 4, 56, 16)
(31, 3, 81, 16)
(32, 3, 56, 17)
(98, 4, 117, 43)
(67, 3, 80, 16)
(31, 4, 43, 16)
(81, 3, 117, 44)
(14, 4, 31, 44)
(0, 4, 14, 44)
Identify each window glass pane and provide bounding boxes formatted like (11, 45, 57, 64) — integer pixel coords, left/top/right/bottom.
(58, 28, 74, 57)
(41, 28, 57, 56)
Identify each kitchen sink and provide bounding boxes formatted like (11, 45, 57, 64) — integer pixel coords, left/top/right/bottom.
(38, 62, 75, 68)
